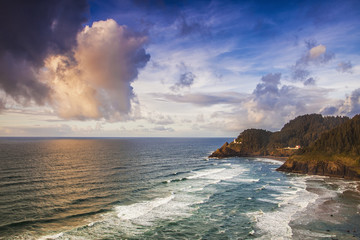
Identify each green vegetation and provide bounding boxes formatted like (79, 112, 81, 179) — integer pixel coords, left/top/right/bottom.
(292, 114, 360, 169)
(235, 129, 272, 155)
(210, 114, 349, 158)
(228, 114, 349, 157)
(268, 114, 349, 149)
(278, 115, 360, 179)
(210, 113, 360, 179)
(302, 115, 360, 156)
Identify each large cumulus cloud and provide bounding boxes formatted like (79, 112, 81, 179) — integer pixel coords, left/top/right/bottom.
(43, 19, 150, 120)
(0, 1, 150, 120)
(0, 0, 88, 108)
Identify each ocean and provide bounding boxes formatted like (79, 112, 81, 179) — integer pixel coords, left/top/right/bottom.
(0, 138, 359, 240)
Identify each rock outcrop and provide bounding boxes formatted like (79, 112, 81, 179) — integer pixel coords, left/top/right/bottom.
(209, 141, 259, 158)
(277, 157, 360, 180)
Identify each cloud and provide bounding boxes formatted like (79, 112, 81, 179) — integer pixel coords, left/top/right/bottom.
(298, 42, 334, 66)
(249, 74, 330, 120)
(321, 106, 338, 115)
(0, 54, 50, 106)
(147, 112, 174, 125)
(153, 126, 174, 132)
(304, 77, 316, 86)
(42, 19, 150, 120)
(291, 41, 335, 83)
(0, 2, 149, 121)
(321, 88, 360, 117)
(177, 14, 209, 37)
(291, 68, 310, 81)
(207, 73, 331, 132)
(170, 72, 196, 91)
(309, 44, 326, 59)
(0, 98, 4, 112)
(253, 73, 281, 110)
(156, 92, 247, 106)
(196, 114, 205, 123)
(0, 124, 74, 137)
(336, 61, 353, 73)
(0, 0, 88, 106)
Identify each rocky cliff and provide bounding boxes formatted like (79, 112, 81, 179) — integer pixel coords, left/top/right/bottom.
(277, 114, 360, 180)
(277, 156, 360, 180)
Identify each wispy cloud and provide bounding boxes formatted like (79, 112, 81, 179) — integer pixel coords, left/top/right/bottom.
(155, 92, 248, 106)
(336, 61, 353, 73)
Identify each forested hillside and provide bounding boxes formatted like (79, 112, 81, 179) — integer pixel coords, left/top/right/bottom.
(269, 114, 349, 148)
(302, 115, 360, 155)
(277, 115, 360, 179)
(210, 114, 349, 158)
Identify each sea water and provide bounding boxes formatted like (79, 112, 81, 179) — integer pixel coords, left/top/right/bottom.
(0, 138, 359, 239)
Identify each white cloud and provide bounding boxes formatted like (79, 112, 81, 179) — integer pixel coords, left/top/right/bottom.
(42, 19, 150, 121)
(321, 88, 360, 117)
(309, 44, 326, 59)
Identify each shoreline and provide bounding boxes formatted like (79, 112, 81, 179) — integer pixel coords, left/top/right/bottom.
(253, 155, 288, 162)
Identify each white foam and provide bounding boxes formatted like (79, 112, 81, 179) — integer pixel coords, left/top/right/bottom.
(247, 177, 319, 240)
(38, 232, 64, 240)
(221, 163, 232, 166)
(257, 198, 280, 204)
(293, 229, 336, 238)
(187, 168, 226, 179)
(254, 158, 284, 165)
(37, 164, 251, 239)
(229, 178, 259, 183)
(334, 179, 360, 194)
(116, 194, 175, 220)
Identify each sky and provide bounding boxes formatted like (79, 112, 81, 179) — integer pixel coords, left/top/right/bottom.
(0, 0, 359, 137)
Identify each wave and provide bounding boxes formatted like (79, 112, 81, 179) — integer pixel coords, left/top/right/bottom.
(35, 163, 251, 239)
(116, 194, 175, 220)
(247, 176, 319, 239)
(254, 158, 284, 165)
(161, 171, 191, 178)
(187, 168, 226, 179)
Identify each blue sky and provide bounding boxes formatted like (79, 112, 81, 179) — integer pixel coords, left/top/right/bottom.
(0, 0, 359, 137)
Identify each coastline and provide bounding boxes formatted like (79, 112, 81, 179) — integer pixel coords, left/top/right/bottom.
(253, 155, 288, 162)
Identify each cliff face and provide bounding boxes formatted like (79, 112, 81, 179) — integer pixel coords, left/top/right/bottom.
(209, 142, 241, 158)
(277, 115, 360, 180)
(277, 157, 360, 180)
